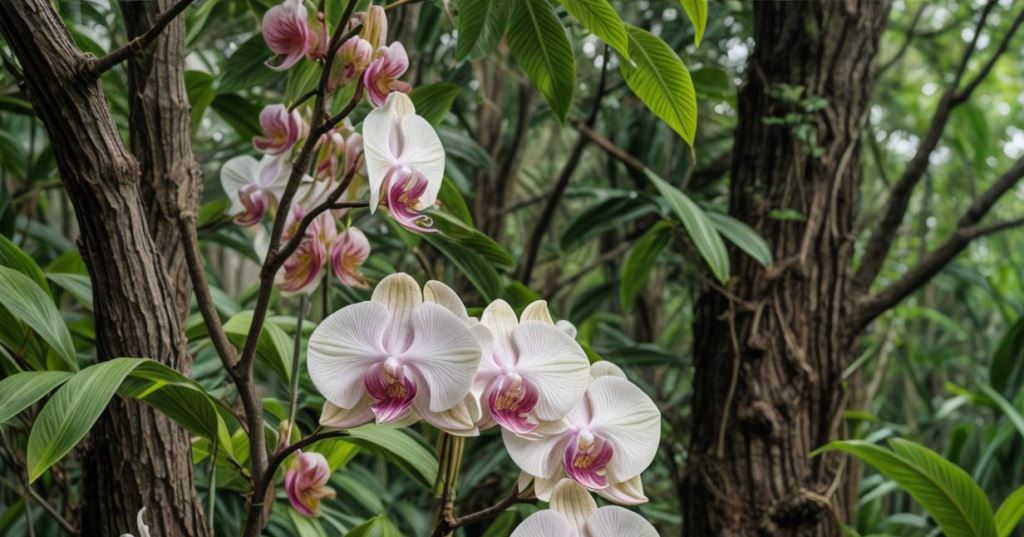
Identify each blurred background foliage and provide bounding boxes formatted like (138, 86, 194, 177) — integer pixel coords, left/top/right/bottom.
(1, 0, 1024, 535)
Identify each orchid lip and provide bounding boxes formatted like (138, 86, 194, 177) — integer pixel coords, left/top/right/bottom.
(364, 358, 416, 423)
(563, 430, 614, 490)
(487, 373, 540, 435)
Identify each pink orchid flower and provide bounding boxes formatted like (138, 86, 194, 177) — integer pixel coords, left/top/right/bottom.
(472, 300, 590, 437)
(504, 365, 661, 505)
(253, 104, 307, 155)
(263, 0, 315, 70)
(315, 126, 364, 182)
(510, 479, 657, 537)
(330, 226, 371, 288)
(332, 36, 374, 89)
(307, 273, 483, 436)
(363, 42, 412, 107)
(362, 92, 444, 232)
(284, 451, 336, 516)
(220, 155, 291, 226)
(276, 207, 331, 295)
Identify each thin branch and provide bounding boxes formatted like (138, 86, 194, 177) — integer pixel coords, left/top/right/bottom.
(88, 0, 198, 76)
(519, 46, 609, 284)
(571, 118, 646, 174)
(854, 0, 1005, 292)
(252, 430, 349, 510)
(24, 482, 79, 535)
(877, 3, 928, 76)
(445, 487, 535, 531)
(178, 214, 239, 369)
(854, 157, 1024, 330)
(952, 5, 1024, 104)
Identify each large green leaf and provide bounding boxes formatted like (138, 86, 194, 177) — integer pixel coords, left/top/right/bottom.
(0, 371, 74, 424)
(679, 0, 708, 46)
(223, 310, 293, 384)
(560, 0, 630, 59)
(344, 425, 437, 489)
(0, 234, 48, 293)
(343, 515, 403, 537)
(978, 385, 1024, 441)
(706, 212, 773, 267)
(410, 83, 461, 126)
(0, 266, 77, 370)
(816, 439, 997, 537)
(645, 170, 728, 282)
(218, 33, 277, 93)
(429, 211, 515, 269)
(996, 485, 1024, 537)
(47, 273, 93, 310)
(620, 221, 672, 311)
(508, 0, 576, 121)
(620, 25, 697, 143)
(27, 358, 143, 481)
(990, 317, 1024, 396)
(422, 233, 503, 302)
(455, 0, 513, 62)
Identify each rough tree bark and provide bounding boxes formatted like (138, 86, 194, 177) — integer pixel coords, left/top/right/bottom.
(682, 2, 890, 535)
(0, 2, 209, 536)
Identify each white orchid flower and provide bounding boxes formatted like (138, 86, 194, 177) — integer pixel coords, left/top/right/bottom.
(510, 479, 658, 537)
(220, 154, 292, 226)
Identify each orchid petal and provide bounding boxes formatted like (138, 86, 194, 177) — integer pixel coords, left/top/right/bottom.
(414, 391, 479, 437)
(396, 113, 445, 207)
(595, 475, 648, 505)
(549, 479, 598, 529)
(520, 300, 554, 324)
(510, 511, 576, 537)
(221, 155, 260, 213)
(585, 506, 659, 537)
(307, 301, 388, 409)
(512, 322, 589, 421)
(589, 361, 626, 380)
(371, 273, 422, 353)
(502, 422, 571, 479)
(586, 377, 661, 482)
(532, 474, 560, 502)
(403, 303, 481, 411)
(423, 280, 469, 320)
(362, 98, 402, 212)
(555, 320, 577, 339)
(481, 299, 519, 364)
(319, 399, 374, 429)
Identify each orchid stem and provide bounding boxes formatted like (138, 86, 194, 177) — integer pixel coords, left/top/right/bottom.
(430, 433, 465, 537)
(286, 295, 309, 439)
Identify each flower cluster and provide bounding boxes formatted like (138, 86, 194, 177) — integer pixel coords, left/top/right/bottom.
(305, 274, 662, 533)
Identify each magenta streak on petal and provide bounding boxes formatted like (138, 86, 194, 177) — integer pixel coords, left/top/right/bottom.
(285, 468, 316, 516)
(563, 431, 614, 490)
(236, 183, 268, 226)
(364, 359, 417, 423)
(486, 374, 539, 435)
(383, 169, 436, 233)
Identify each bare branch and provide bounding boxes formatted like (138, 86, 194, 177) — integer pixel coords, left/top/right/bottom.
(953, 5, 1024, 104)
(88, 0, 198, 76)
(571, 118, 647, 174)
(854, 0, 1009, 291)
(854, 157, 1024, 330)
(178, 214, 239, 369)
(877, 3, 928, 76)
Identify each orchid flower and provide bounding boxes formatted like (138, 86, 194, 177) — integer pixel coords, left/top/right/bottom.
(119, 508, 151, 537)
(510, 479, 657, 537)
(276, 206, 331, 295)
(364, 42, 412, 107)
(362, 92, 445, 232)
(472, 300, 590, 437)
(333, 36, 373, 89)
(330, 226, 371, 288)
(315, 126, 364, 182)
(307, 273, 483, 436)
(220, 155, 291, 226)
(285, 451, 336, 516)
(504, 366, 661, 505)
(262, 0, 315, 70)
(254, 104, 307, 155)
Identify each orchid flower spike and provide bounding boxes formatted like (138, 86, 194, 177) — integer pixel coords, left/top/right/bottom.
(504, 365, 661, 505)
(276, 206, 331, 295)
(330, 226, 371, 288)
(363, 92, 445, 232)
(254, 104, 307, 155)
(220, 155, 291, 226)
(472, 300, 590, 437)
(263, 0, 315, 70)
(285, 451, 336, 516)
(119, 508, 152, 537)
(308, 273, 483, 436)
(510, 479, 658, 537)
(364, 42, 412, 107)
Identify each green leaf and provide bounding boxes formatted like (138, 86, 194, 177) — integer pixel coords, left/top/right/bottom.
(211, 93, 263, 139)
(410, 83, 461, 126)
(436, 179, 474, 225)
(560, 192, 657, 251)
(455, 0, 514, 62)
(679, 0, 708, 46)
(27, 358, 145, 481)
(218, 34, 277, 94)
(223, 311, 293, 384)
(0, 234, 49, 293)
(620, 221, 672, 311)
(990, 317, 1024, 396)
(508, 0, 576, 121)
(0, 266, 78, 371)
(996, 485, 1024, 537)
(0, 371, 74, 424)
(344, 425, 437, 488)
(343, 515, 403, 537)
(706, 212, 773, 267)
(47, 273, 93, 310)
(978, 385, 1024, 441)
(422, 233, 503, 302)
(186, 70, 216, 133)
(645, 170, 728, 282)
(560, 0, 630, 59)
(620, 25, 698, 143)
(816, 439, 997, 537)
(429, 211, 515, 269)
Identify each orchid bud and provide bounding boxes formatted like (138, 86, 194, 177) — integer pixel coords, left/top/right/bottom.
(361, 5, 388, 50)
(253, 104, 307, 155)
(315, 130, 346, 180)
(331, 36, 373, 90)
(307, 13, 329, 61)
(343, 131, 364, 179)
(363, 42, 411, 107)
(284, 451, 336, 516)
(330, 227, 371, 288)
(263, 0, 314, 70)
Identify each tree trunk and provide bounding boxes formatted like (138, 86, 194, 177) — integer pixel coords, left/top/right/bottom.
(0, 2, 209, 536)
(682, 2, 890, 535)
